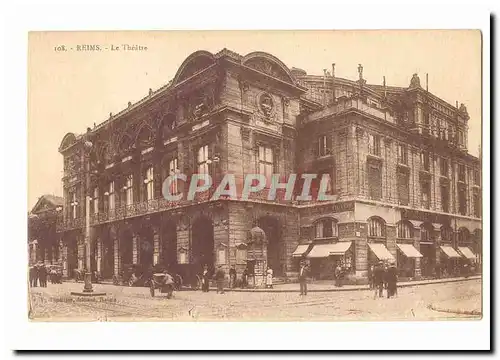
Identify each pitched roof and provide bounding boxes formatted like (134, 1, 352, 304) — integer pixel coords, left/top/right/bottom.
(31, 194, 64, 214)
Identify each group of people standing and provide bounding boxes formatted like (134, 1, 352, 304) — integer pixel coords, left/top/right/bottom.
(369, 261, 398, 299)
(29, 263, 48, 288)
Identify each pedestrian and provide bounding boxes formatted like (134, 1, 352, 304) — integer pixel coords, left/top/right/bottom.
(215, 265, 225, 294)
(298, 261, 309, 296)
(334, 263, 343, 287)
(201, 264, 210, 293)
(266, 266, 273, 289)
(38, 264, 48, 288)
(368, 265, 375, 289)
(373, 261, 385, 299)
(241, 266, 248, 288)
(386, 263, 398, 298)
(29, 266, 37, 287)
(229, 265, 237, 289)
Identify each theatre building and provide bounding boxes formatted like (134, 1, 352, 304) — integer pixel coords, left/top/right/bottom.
(54, 48, 482, 283)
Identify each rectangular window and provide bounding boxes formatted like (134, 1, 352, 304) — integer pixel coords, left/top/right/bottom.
(368, 161, 382, 200)
(458, 186, 467, 215)
(318, 135, 328, 157)
(197, 145, 209, 175)
(423, 113, 430, 135)
(397, 170, 410, 206)
(125, 174, 134, 205)
(458, 164, 466, 182)
(93, 187, 99, 214)
(258, 145, 274, 183)
(368, 134, 381, 156)
(473, 188, 481, 218)
(421, 151, 430, 171)
(108, 181, 115, 212)
(397, 144, 408, 165)
(145, 167, 154, 201)
(169, 158, 180, 195)
(441, 185, 449, 212)
(421, 181, 431, 209)
(440, 157, 448, 177)
(70, 192, 78, 219)
(473, 169, 480, 186)
(458, 130, 465, 147)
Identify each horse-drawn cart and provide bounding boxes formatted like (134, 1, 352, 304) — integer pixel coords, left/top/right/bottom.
(149, 272, 175, 298)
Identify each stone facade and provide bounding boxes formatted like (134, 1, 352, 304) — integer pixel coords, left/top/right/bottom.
(54, 49, 482, 283)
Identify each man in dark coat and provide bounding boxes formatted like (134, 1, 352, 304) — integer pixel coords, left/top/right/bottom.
(215, 266, 225, 294)
(298, 261, 309, 296)
(201, 265, 210, 293)
(38, 264, 48, 287)
(386, 263, 398, 298)
(29, 266, 38, 287)
(373, 262, 385, 298)
(229, 265, 237, 289)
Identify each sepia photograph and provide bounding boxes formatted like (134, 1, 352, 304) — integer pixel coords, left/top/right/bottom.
(25, 29, 484, 325)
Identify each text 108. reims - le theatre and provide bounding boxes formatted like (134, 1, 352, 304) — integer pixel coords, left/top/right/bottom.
(51, 49, 481, 284)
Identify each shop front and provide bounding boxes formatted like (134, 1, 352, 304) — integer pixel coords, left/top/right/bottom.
(305, 242, 353, 280)
(396, 243, 423, 279)
(439, 245, 461, 277)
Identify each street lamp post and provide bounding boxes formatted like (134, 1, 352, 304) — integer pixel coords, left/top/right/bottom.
(83, 139, 94, 293)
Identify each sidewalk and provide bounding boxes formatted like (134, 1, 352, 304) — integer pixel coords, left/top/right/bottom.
(218, 275, 481, 293)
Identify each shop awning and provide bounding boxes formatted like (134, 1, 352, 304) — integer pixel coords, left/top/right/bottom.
(292, 244, 310, 258)
(396, 243, 423, 258)
(458, 247, 476, 260)
(368, 243, 395, 261)
(306, 242, 352, 259)
(440, 246, 462, 258)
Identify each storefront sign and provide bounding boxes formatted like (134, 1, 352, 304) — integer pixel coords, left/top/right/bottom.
(400, 209, 450, 225)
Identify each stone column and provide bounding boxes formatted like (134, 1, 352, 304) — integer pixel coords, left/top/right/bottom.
(355, 238, 368, 278)
(414, 231, 421, 280)
(153, 228, 160, 266)
(62, 244, 68, 278)
(132, 233, 139, 264)
(96, 237, 102, 274)
(44, 248, 50, 265)
(113, 232, 120, 278)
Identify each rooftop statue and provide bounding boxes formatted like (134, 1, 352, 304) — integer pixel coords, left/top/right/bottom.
(409, 73, 421, 88)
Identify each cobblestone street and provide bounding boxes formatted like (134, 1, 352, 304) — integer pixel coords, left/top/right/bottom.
(28, 279, 481, 322)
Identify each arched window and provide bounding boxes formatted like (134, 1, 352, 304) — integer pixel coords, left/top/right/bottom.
(441, 226, 453, 243)
(314, 218, 338, 239)
(420, 223, 433, 243)
(367, 217, 385, 238)
(397, 221, 413, 239)
(458, 227, 471, 245)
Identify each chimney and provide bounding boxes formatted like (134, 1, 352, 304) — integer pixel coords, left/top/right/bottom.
(426, 73, 429, 92)
(331, 64, 336, 103)
(383, 76, 387, 98)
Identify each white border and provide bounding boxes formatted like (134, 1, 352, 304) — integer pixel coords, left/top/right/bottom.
(3, 0, 492, 352)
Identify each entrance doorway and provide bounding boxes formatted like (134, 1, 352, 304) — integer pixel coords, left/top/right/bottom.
(257, 216, 282, 276)
(191, 216, 214, 272)
(139, 227, 154, 269)
(161, 219, 177, 271)
(102, 230, 114, 279)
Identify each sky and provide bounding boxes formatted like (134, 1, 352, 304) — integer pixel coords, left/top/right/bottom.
(27, 30, 482, 210)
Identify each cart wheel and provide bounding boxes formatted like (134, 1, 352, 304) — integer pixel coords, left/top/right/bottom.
(166, 286, 173, 299)
(191, 275, 201, 290)
(174, 274, 183, 291)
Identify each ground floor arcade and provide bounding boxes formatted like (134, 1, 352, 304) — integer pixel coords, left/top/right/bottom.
(55, 200, 482, 283)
